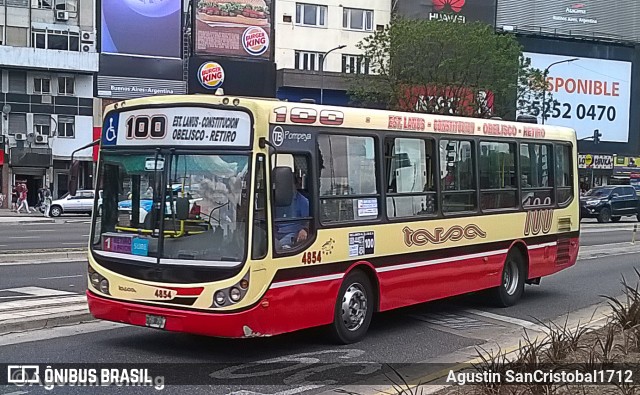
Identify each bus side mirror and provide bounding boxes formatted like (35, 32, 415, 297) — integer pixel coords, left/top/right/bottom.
(273, 167, 294, 207)
(176, 197, 190, 220)
(68, 160, 80, 196)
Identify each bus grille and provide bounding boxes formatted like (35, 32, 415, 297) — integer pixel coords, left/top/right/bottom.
(556, 237, 571, 265)
(558, 217, 572, 232)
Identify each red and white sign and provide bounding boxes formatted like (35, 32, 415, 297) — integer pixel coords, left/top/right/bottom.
(398, 85, 494, 117)
(198, 62, 225, 90)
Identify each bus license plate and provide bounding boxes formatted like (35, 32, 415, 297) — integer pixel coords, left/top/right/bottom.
(145, 314, 166, 329)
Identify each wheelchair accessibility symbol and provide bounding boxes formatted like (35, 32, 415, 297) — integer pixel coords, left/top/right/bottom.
(103, 115, 119, 145)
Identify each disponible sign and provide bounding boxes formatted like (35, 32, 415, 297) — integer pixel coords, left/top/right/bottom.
(102, 107, 252, 147)
(578, 154, 613, 169)
(521, 53, 632, 142)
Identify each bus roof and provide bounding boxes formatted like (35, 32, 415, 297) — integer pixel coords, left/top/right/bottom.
(103, 94, 577, 144)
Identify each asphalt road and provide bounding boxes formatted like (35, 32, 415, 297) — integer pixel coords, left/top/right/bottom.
(0, 219, 91, 252)
(0, 226, 639, 395)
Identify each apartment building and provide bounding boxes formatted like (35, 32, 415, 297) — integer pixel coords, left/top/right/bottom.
(274, 0, 391, 105)
(0, 0, 98, 206)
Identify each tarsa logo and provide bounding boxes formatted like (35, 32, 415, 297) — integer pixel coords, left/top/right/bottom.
(433, 0, 465, 13)
(198, 62, 225, 89)
(242, 26, 269, 56)
(403, 224, 486, 247)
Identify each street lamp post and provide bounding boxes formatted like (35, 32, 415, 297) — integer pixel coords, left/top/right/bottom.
(541, 58, 579, 124)
(320, 44, 347, 105)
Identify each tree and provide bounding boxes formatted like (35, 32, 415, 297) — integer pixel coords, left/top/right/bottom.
(349, 18, 551, 120)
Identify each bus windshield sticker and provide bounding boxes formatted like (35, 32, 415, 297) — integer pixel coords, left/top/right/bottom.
(357, 199, 378, 217)
(348, 231, 374, 257)
(106, 107, 252, 147)
(144, 157, 165, 171)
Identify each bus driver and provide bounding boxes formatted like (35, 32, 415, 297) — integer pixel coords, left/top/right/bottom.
(275, 175, 309, 250)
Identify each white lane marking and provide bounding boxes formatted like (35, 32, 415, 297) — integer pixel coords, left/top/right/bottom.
(61, 242, 86, 245)
(376, 249, 509, 273)
(0, 321, 125, 347)
(0, 286, 74, 297)
(38, 274, 83, 280)
(3, 391, 30, 395)
(7, 236, 40, 239)
(463, 309, 549, 333)
(0, 295, 85, 312)
(22, 229, 57, 232)
(229, 386, 324, 395)
(0, 260, 87, 267)
(270, 273, 344, 289)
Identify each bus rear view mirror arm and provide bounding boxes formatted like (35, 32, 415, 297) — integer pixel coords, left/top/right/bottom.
(68, 139, 101, 196)
(273, 167, 294, 207)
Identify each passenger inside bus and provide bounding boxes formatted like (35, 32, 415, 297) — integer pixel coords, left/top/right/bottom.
(274, 173, 309, 251)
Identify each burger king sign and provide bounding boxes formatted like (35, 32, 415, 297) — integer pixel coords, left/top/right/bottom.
(198, 62, 225, 90)
(242, 26, 269, 56)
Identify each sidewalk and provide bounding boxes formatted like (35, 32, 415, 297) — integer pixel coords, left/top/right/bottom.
(0, 208, 55, 223)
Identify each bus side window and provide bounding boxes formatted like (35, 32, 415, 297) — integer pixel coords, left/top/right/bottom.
(272, 153, 313, 254)
(252, 155, 268, 260)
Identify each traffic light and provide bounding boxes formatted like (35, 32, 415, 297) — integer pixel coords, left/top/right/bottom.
(593, 129, 602, 144)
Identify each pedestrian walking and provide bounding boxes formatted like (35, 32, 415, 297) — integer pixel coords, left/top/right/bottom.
(16, 183, 34, 214)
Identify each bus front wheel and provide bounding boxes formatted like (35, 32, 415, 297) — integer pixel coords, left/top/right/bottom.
(490, 250, 526, 307)
(330, 270, 374, 344)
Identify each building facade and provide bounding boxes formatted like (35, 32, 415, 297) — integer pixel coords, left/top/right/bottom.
(0, 0, 98, 206)
(274, 0, 391, 105)
(496, 0, 640, 187)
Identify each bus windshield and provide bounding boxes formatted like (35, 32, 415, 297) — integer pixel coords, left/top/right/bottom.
(92, 152, 250, 265)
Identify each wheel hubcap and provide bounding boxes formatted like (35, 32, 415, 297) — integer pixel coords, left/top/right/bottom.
(503, 260, 519, 296)
(341, 283, 367, 331)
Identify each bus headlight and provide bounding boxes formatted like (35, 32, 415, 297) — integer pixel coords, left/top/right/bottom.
(229, 287, 241, 302)
(214, 291, 226, 306)
(90, 272, 101, 287)
(99, 279, 110, 295)
(211, 273, 250, 307)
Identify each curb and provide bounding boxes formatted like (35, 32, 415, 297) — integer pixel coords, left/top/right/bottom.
(0, 310, 95, 335)
(0, 250, 87, 264)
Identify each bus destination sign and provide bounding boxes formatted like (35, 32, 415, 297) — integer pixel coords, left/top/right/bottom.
(102, 107, 252, 147)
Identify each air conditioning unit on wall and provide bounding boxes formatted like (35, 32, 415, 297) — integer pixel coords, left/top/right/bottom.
(14, 133, 26, 141)
(56, 10, 69, 21)
(81, 31, 95, 43)
(81, 43, 95, 53)
(35, 135, 48, 144)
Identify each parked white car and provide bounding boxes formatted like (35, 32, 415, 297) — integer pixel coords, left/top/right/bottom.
(49, 190, 101, 217)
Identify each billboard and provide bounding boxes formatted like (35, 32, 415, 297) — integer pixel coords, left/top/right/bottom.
(188, 56, 276, 96)
(194, 0, 272, 59)
(520, 53, 632, 143)
(497, 0, 640, 42)
(101, 0, 182, 58)
(395, 0, 497, 25)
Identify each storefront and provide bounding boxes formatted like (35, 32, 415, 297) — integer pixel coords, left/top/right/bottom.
(611, 155, 640, 187)
(578, 154, 613, 191)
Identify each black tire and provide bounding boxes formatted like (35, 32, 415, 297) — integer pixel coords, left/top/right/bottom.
(49, 205, 62, 217)
(597, 208, 611, 223)
(611, 216, 622, 223)
(489, 250, 526, 307)
(330, 270, 374, 344)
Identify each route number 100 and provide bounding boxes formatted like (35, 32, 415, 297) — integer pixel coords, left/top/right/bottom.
(126, 115, 167, 139)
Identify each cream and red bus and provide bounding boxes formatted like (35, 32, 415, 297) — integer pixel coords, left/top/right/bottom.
(82, 95, 579, 343)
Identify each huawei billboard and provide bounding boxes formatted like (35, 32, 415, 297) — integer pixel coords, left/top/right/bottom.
(395, 0, 497, 26)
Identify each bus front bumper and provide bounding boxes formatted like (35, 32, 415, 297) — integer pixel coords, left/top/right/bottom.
(86, 290, 271, 338)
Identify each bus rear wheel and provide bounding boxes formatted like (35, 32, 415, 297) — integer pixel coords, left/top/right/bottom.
(489, 250, 526, 307)
(330, 270, 374, 344)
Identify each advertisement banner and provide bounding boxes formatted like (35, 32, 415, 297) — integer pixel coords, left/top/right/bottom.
(497, 0, 639, 42)
(101, 0, 182, 58)
(577, 154, 613, 169)
(195, 0, 272, 59)
(395, 0, 497, 25)
(188, 57, 276, 97)
(398, 85, 494, 117)
(520, 52, 632, 142)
